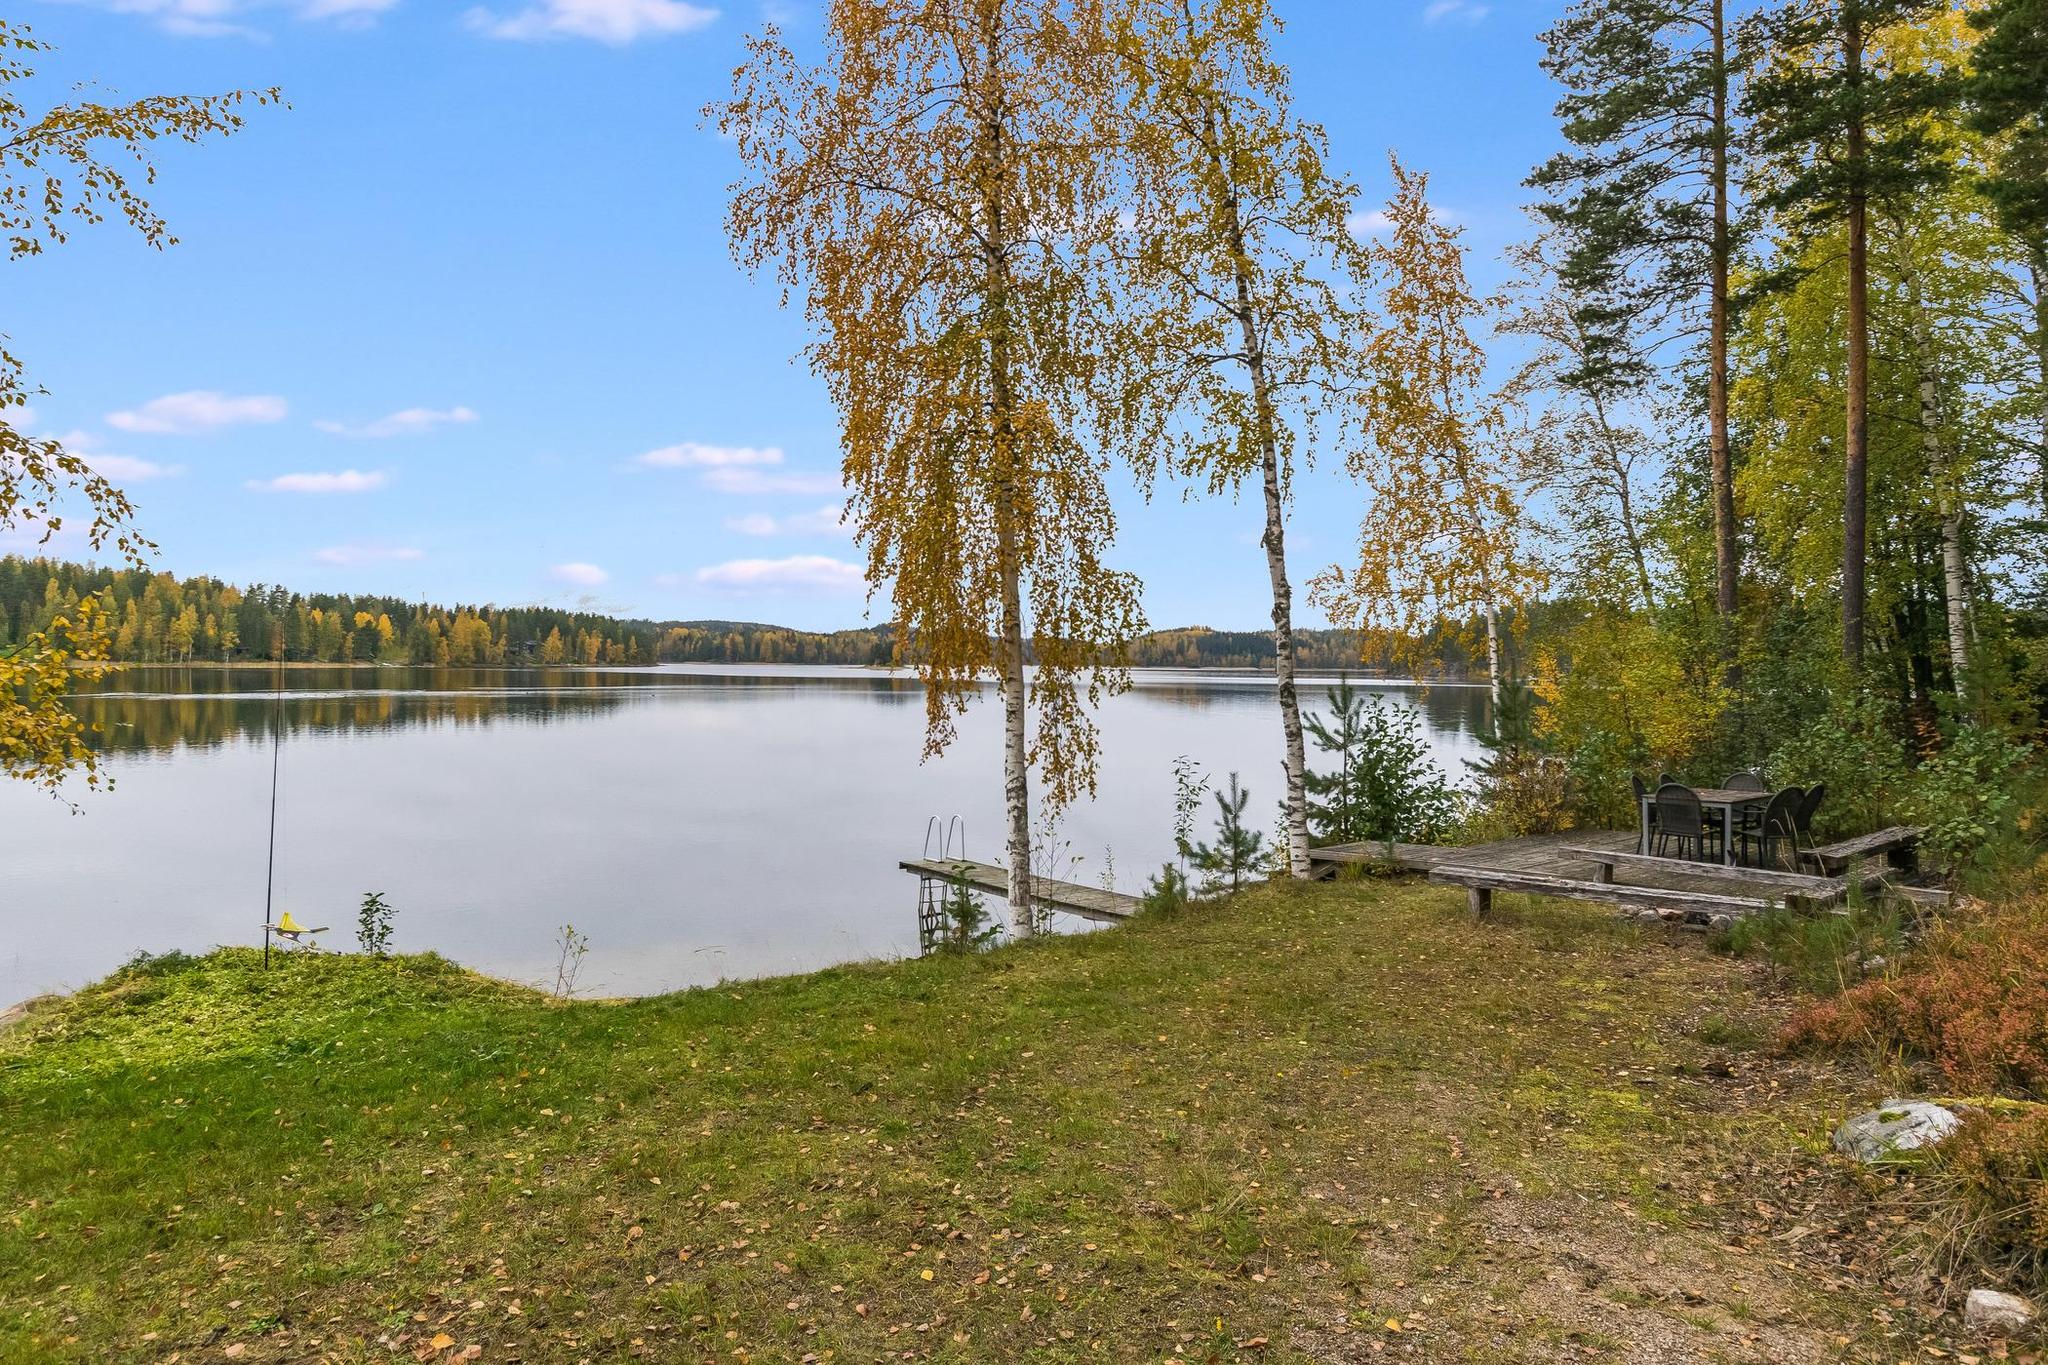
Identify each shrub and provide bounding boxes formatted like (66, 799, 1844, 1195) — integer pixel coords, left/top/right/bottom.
(1464, 682, 1573, 838)
(1784, 896, 2048, 1094)
(1900, 724, 2032, 876)
(356, 890, 396, 956)
(1716, 902, 1903, 997)
(1768, 689, 1911, 839)
(1302, 678, 1462, 845)
(1923, 1108, 2048, 1294)
(1138, 863, 1191, 915)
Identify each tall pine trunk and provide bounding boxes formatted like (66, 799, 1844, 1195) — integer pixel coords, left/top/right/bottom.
(1708, 0, 1740, 640)
(1841, 4, 1870, 670)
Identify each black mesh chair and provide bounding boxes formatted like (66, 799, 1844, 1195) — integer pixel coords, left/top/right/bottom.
(1654, 783, 1719, 861)
(1631, 773, 1659, 852)
(1736, 787, 1804, 870)
(1793, 784, 1827, 862)
(1659, 771, 1682, 787)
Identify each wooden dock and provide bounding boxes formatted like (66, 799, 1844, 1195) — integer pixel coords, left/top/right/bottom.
(898, 858, 1139, 923)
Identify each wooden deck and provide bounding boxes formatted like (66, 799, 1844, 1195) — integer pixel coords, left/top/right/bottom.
(898, 858, 1140, 923)
(1310, 830, 1943, 920)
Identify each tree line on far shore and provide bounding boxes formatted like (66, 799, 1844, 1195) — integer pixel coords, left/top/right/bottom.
(0, 555, 1498, 675)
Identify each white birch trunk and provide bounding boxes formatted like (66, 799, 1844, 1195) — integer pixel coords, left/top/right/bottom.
(1482, 600, 1504, 713)
(997, 543, 1034, 935)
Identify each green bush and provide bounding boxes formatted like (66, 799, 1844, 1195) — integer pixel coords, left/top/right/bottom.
(1302, 678, 1462, 845)
(1768, 690, 1912, 838)
(1901, 724, 2033, 876)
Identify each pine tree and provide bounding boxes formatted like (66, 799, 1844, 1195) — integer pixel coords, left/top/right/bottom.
(1302, 677, 1459, 846)
(1528, 0, 1745, 636)
(1743, 0, 1950, 669)
(1180, 771, 1265, 896)
(1962, 0, 2048, 517)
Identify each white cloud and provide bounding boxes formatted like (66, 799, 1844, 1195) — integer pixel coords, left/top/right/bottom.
(702, 467, 844, 496)
(1346, 204, 1465, 238)
(316, 405, 478, 439)
(694, 554, 863, 594)
(551, 561, 610, 587)
(313, 543, 425, 565)
(1423, 0, 1490, 23)
(246, 469, 389, 494)
(635, 441, 783, 469)
(51, 430, 184, 482)
(724, 503, 849, 537)
(82, 453, 185, 482)
(109, 390, 288, 435)
(465, 0, 718, 43)
(59, 0, 391, 37)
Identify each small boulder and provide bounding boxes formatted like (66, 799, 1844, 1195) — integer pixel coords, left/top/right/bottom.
(1831, 1098, 1960, 1163)
(1964, 1288, 2035, 1336)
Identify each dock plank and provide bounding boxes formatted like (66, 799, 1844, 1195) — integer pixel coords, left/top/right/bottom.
(899, 858, 1138, 923)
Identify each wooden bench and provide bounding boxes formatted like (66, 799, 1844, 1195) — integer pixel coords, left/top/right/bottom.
(1808, 826, 1922, 876)
(1427, 863, 1771, 923)
(1555, 846, 1849, 909)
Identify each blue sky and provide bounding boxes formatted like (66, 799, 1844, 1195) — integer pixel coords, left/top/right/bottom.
(7, 0, 1567, 631)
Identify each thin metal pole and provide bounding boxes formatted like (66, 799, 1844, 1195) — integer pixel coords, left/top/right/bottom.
(262, 662, 283, 969)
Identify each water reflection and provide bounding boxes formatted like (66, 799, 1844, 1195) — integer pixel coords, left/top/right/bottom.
(72, 664, 1488, 754)
(3, 665, 1490, 1006)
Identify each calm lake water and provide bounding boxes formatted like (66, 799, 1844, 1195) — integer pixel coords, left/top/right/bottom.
(0, 664, 1490, 1004)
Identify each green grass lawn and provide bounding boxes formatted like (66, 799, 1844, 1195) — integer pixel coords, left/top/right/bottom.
(0, 879, 1936, 1362)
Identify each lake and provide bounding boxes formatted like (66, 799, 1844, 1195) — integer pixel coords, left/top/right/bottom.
(0, 665, 1490, 1005)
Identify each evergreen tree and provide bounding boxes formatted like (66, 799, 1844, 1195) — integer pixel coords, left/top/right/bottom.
(1962, 0, 2048, 518)
(1180, 772, 1265, 896)
(1743, 0, 1951, 669)
(1963, 0, 2048, 243)
(1302, 677, 1459, 846)
(1528, 0, 1746, 636)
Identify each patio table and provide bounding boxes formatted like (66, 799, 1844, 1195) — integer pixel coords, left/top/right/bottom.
(1639, 787, 1772, 866)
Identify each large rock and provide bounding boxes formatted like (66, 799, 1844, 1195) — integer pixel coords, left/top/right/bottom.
(1831, 1098, 1960, 1163)
(1964, 1288, 2035, 1336)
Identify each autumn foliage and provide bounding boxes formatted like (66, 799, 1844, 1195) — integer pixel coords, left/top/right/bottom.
(1785, 888, 2048, 1094)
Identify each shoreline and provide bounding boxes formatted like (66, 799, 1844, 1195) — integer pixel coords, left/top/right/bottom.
(72, 657, 1485, 686)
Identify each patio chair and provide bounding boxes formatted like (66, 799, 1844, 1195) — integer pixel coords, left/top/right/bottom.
(1631, 773, 1659, 852)
(1726, 770, 1769, 837)
(1653, 783, 1720, 862)
(1735, 787, 1804, 870)
(1793, 783, 1827, 859)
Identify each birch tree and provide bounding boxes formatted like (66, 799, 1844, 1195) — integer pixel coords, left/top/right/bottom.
(0, 22, 275, 795)
(1109, 0, 1375, 879)
(718, 0, 1144, 934)
(1313, 158, 1544, 711)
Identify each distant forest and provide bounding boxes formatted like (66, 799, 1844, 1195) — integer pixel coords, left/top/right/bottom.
(0, 556, 1490, 675)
